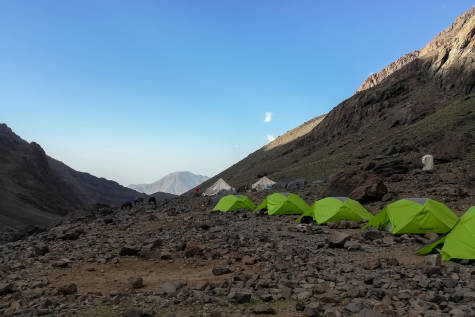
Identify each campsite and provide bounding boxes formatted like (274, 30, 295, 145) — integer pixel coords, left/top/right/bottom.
(0, 171, 474, 316)
(1, 2, 474, 317)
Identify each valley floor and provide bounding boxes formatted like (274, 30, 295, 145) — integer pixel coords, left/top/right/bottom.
(0, 192, 474, 316)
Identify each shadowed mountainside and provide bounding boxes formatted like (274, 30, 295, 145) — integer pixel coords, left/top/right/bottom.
(196, 6, 475, 192)
(0, 124, 141, 240)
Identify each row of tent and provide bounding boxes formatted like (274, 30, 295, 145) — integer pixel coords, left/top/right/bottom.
(212, 193, 475, 261)
(202, 177, 276, 196)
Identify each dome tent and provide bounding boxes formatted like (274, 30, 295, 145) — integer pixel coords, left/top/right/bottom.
(418, 206, 475, 261)
(364, 198, 457, 234)
(296, 197, 373, 224)
(213, 195, 256, 212)
(203, 178, 234, 196)
(255, 192, 309, 215)
(251, 176, 276, 191)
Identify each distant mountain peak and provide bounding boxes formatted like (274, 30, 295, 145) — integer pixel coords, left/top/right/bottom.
(128, 171, 209, 195)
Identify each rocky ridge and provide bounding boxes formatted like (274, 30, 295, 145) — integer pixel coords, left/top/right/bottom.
(194, 5, 475, 193)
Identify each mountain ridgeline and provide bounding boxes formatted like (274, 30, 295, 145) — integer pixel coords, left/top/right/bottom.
(196, 6, 475, 191)
(0, 124, 141, 241)
(128, 171, 209, 195)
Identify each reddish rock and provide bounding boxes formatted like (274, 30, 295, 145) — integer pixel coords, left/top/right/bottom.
(242, 256, 256, 265)
(361, 259, 381, 270)
(325, 171, 387, 203)
(58, 283, 77, 295)
(185, 242, 204, 258)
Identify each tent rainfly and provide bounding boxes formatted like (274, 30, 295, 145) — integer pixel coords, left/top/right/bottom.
(296, 197, 373, 224)
(364, 198, 458, 234)
(213, 195, 256, 212)
(255, 192, 309, 215)
(251, 176, 276, 191)
(418, 206, 475, 261)
(203, 178, 234, 196)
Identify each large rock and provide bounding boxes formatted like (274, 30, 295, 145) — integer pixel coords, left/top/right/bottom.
(227, 288, 251, 303)
(373, 159, 410, 177)
(128, 276, 144, 289)
(286, 178, 306, 191)
(0, 282, 14, 296)
(361, 259, 381, 270)
(325, 171, 387, 203)
(328, 231, 351, 248)
(362, 229, 384, 241)
(119, 246, 140, 256)
(212, 266, 231, 276)
(157, 282, 178, 297)
(58, 283, 77, 295)
(304, 302, 324, 317)
(185, 242, 204, 258)
(424, 254, 441, 267)
(252, 305, 276, 314)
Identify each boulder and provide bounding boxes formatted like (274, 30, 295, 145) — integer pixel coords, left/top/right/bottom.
(328, 231, 351, 248)
(422, 266, 441, 277)
(286, 179, 306, 191)
(228, 288, 251, 303)
(252, 305, 276, 314)
(325, 171, 387, 203)
(58, 283, 77, 295)
(0, 282, 14, 296)
(212, 266, 231, 276)
(185, 242, 204, 258)
(128, 276, 144, 289)
(424, 254, 441, 267)
(242, 256, 256, 265)
(373, 159, 410, 176)
(122, 308, 145, 317)
(361, 259, 381, 270)
(304, 302, 324, 317)
(119, 246, 140, 256)
(362, 229, 384, 241)
(158, 282, 178, 297)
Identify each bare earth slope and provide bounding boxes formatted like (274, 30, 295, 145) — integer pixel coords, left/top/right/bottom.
(196, 7, 475, 197)
(0, 124, 141, 241)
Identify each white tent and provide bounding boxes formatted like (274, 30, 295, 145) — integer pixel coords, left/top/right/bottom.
(203, 178, 234, 196)
(252, 176, 276, 191)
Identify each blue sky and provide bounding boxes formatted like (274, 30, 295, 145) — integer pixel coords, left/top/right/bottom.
(1, 1, 473, 185)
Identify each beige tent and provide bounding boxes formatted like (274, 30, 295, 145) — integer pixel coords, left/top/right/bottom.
(252, 176, 276, 191)
(203, 178, 234, 196)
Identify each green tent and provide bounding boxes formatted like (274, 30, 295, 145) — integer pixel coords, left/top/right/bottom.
(364, 198, 458, 234)
(213, 195, 256, 212)
(418, 206, 475, 261)
(296, 197, 373, 224)
(255, 192, 309, 215)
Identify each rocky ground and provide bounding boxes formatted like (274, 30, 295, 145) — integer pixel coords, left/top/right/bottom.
(0, 181, 474, 317)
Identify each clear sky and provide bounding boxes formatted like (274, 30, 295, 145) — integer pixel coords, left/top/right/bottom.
(1, 1, 473, 186)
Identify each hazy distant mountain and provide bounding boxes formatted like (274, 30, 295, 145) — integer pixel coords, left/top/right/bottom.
(129, 171, 209, 195)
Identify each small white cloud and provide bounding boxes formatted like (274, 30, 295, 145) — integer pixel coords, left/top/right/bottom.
(266, 134, 275, 142)
(264, 112, 272, 123)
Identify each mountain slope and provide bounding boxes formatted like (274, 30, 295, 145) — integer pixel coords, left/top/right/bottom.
(129, 171, 209, 195)
(196, 6, 475, 192)
(0, 124, 141, 240)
